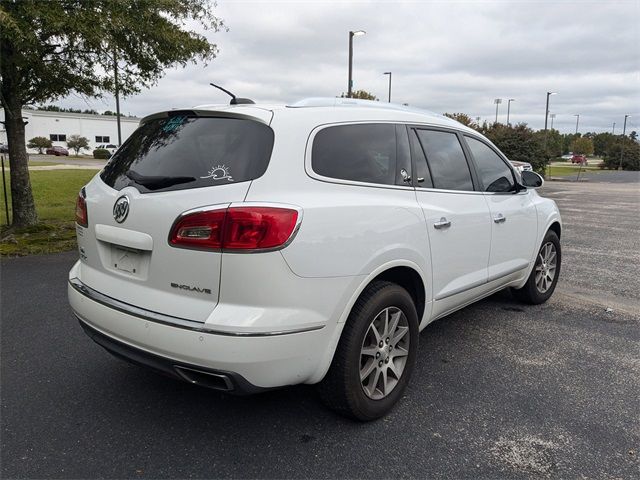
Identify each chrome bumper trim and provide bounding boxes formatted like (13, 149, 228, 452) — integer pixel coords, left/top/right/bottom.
(69, 278, 324, 337)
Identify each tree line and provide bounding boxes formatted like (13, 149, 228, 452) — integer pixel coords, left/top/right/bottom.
(443, 113, 639, 173)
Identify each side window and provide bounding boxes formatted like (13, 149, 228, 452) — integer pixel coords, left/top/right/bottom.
(415, 130, 474, 191)
(312, 124, 398, 185)
(409, 129, 433, 188)
(465, 136, 515, 193)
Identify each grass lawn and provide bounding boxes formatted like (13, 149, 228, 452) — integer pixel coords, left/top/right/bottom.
(1, 169, 99, 256)
(547, 165, 604, 177)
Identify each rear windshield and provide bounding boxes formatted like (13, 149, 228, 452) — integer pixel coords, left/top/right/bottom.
(100, 115, 274, 193)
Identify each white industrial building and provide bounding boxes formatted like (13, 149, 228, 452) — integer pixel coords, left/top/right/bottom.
(0, 108, 140, 153)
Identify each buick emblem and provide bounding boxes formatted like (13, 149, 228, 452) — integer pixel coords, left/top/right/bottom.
(113, 195, 130, 223)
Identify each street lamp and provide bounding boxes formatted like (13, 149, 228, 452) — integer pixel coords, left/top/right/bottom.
(494, 98, 502, 123)
(506, 99, 515, 126)
(347, 30, 366, 98)
(550, 113, 556, 129)
(543, 92, 557, 178)
(573, 114, 580, 134)
(383, 72, 392, 103)
(618, 114, 631, 170)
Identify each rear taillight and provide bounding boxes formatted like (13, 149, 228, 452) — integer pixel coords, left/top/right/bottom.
(169, 206, 299, 252)
(75, 189, 88, 227)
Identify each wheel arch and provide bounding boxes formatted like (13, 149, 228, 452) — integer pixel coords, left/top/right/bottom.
(307, 261, 429, 384)
(548, 221, 561, 239)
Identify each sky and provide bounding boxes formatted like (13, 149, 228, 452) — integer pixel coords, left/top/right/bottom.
(61, 0, 639, 134)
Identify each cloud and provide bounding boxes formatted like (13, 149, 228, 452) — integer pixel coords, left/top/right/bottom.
(61, 0, 640, 133)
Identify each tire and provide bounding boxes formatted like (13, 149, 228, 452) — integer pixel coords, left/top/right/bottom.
(512, 230, 561, 304)
(317, 281, 419, 421)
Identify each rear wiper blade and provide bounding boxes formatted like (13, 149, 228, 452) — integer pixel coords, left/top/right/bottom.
(126, 170, 196, 190)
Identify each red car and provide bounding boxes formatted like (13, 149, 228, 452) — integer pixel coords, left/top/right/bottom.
(571, 154, 587, 165)
(46, 146, 69, 156)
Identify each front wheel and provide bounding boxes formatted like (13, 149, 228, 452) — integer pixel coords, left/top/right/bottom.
(317, 281, 419, 421)
(513, 230, 561, 304)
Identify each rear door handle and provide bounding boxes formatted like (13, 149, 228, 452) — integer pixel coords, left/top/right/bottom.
(493, 213, 506, 224)
(434, 217, 452, 229)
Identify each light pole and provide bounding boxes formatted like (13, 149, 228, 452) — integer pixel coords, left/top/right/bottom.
(618, 114, 631, 170)
(550, 113, 556, 129)
(347, 30, 366, 98)
(544, 92, 557, 177)
(574, 114, 580, 134)
(612, 122, 616, 134)
(494, 98, 502, 123)
(506, 99, 515, 126)
(383, 72, 392, 102)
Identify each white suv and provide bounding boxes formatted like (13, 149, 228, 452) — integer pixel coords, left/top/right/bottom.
(69, 98, 561, 420)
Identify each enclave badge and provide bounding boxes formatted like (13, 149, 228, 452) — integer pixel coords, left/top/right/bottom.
(113, 195, 130, 223)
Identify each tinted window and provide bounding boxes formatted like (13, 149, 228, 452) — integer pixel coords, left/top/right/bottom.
(415, 130, 473, 191)
(100, 116, 274, 193)
(409, 130, 433, 188)
(465, 136, 515, 192)
(312, 124, 398, 185)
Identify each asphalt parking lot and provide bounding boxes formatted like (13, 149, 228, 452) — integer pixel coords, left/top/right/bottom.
(1, 173, 638, 479)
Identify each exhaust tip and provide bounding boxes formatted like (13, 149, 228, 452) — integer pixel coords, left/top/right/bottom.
(174, 365, 234, 392)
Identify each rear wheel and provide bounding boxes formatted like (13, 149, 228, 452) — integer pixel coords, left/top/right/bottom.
(513, 230, 561, 304)
(318, 281, 419, 421)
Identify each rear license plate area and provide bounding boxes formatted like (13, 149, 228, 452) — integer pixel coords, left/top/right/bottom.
(111, 245, 142, 275)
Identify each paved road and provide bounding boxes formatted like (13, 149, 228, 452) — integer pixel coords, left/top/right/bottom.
(2, 178, 639, 479)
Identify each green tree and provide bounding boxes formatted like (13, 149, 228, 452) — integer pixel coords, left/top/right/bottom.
(602, 138, 640, 170)
(561, 133, 581, 154)
(0, 0, 223, 227)
(66, 135, 90, 156)
(443, 113, 477, 128)
(340, 90, 378, 100)
(570, 137, 594, 156)
(477, 123, 546, 174)
(592, 132, 616, 157)
(26, 136, 52, 154)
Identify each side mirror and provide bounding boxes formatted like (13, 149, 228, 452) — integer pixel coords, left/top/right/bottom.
(521, 170, 544, 188)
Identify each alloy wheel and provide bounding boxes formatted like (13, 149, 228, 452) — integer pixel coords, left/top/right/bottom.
(359, 306, 410, 400)
(535, 242, 557, 293)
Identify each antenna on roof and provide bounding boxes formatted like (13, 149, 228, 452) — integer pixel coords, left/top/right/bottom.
(209, 83, 255, 105)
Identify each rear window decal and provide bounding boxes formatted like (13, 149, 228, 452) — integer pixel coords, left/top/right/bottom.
(200, 164, 234, 182)
(162, 115, 188, 133)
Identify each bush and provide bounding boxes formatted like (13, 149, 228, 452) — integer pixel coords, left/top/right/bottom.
(93, 148, 111, 159)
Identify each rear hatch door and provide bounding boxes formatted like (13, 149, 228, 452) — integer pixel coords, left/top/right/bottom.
(76, 110, 274, 322)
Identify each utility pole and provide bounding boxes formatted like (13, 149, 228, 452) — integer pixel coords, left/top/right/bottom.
(612, 122, 616, 134)
(574, 114, 580, 135)
(506, 99, 515, 126)
(114, 47, 122, 146)
(550, 113, 556, 129)
(618, 115, 631, 170)
(494, 98, 502, 123)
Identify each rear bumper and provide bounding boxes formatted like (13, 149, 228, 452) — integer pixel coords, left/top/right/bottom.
(69, 278, 340, 389)
(78, 318, 264, 394)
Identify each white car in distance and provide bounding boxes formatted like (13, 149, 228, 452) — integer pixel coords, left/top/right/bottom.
(69, 97, 562, 420)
